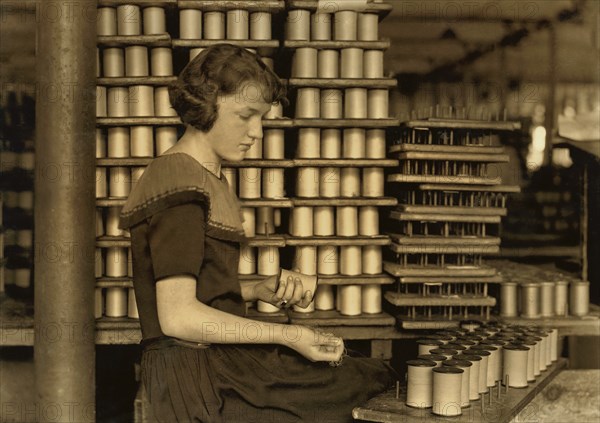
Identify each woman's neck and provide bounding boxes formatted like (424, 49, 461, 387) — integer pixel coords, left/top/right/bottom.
(163, 126, 221, 177)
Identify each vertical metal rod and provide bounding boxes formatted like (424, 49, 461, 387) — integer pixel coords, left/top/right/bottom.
(35, 2, 97, 422)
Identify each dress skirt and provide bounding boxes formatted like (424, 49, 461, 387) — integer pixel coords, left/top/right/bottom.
(141, 337, 396, 423)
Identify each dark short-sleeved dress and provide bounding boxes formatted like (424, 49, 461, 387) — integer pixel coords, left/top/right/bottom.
(120, 153, 396, 423)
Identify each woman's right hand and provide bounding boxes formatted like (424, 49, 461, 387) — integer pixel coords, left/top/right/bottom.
(282, 325, 344, 363)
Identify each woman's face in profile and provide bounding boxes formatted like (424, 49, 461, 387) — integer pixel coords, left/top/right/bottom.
(206, 82, 272, 163)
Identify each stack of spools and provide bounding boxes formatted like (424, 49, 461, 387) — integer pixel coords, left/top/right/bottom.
(283, 1, 398, 317)
(0, 88, 35, 297)
(491, 260, 590, 319)
(407, 322, 560, 416)
(96, 2, 176, 319)
(383, 111, 521, 326)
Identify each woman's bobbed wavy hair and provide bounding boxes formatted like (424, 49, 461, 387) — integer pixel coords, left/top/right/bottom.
(169, 44, 287, 132)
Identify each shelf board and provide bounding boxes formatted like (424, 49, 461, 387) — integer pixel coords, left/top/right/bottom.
(317, 274, 394, 285)
(292, 197, 398, 206)
(96, 278, 133, 288)
(96, 236, 131, 248)
(239, 199, 293, 208)
(385, 292, 496, 307)
(389, 143, 505, 155)
(244, 235, 286, 247)
(96, 76, 177, 86)
(283, 40, 390, 50)
(291, 118, 399, 128)
(388, 234, 501, 247)
(222, 159, 294, 168)
(395, 151, 510, 163)
(499, 246, 582, 258)
(389, 210, 502, 224)
(97, 157, 151, 166)
(501, 315, 600, 337)
(383, 262, 497, 277)
(173, 39, 279, 55)
(401, 118, 521, 131)
(97, 34, 171, 47)
(287, 78, 397, 89)
(416, 183, 521, 193)
(286, 1, 393, 18)
(396, 204, 507, 217)
(178, 1, 285, 12)
(389, 242, 500, 255)
(97, 117, 181, 126)
(293, 159, 398, 167)
(97, 198, 127, 207)
(289, 310, 395, 327)
(285, 235, 391, 246)
(387, 173, 501, 185)
(98, 0, 176, 6)
(397, 275, 503, 284)
(262, 118, 294, 128)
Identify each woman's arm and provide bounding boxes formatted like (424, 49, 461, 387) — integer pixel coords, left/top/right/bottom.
(156, 275, 342, 362)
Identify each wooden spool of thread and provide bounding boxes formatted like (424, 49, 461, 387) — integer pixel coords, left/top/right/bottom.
(527, 335, 542, 377)
(334, 11, 357, 40)
(94, 288, 103, 319)
(442, 360, 472, 408)
(296, 88, 320, 118)
(520, 282, 540, 318)
(204, 12, 225, 39)
(406, 359, 436, 409)
(503, 344, 529, 388)
(338, 284, 361, 315)
(117, 5, 141, 35)
(417, 354, 446, 368)
(105, 287, 128, 317)
(129, 86, 154, 117)
(96, 168, 107, 198)
(362, 168, 384, 197)
(471, 345, 498, 386)
(456, 354, 481, 401)
(292, 48, 318, 78)
(239, 168, 261, 199)
(362, 245, 382, 275)
(500, 282, 518, 317)
(296, 167, 320, 197)
(417, 339, 444, 355)
(125, 46, 149, 76)
(13, 268, 30, 289)
(250, 12, 271, 40)
(466, 350, 489, 394)
(340, 246, 361, 276)
(262, 169, 284, 199)
(549, 328, 558, 362)
(481, 340, 505, 382)
(321, 89, 343, 118)
(94, 248, 104, 277)
(361, 284, 381, 314)
(155, 127, 177, 155)
(321, 129, 341, 158)
(318, 50, 339, 78)
(294, 246, 317, 276)
(109, 167, 131, 198)
(107, 87, 128, 117)
(238, 245, 256, 275)
(107, 127, 129, 157)
(151, 48, 173, 76)
(343, 128, 365, 158)
(319, 168, 340, 198)
(290, 207, 313, 237)
(96, 87, 107, 117)
(513, 338, 536, 382)
(130, 126, 154, 157)
(366, 129, 386, 159)
(357, 13, 378, 41)
(286, 9, 310, 40)
(311, 12, 331, 40)
(264, 130, 284, 159)
(364, 50, 384, 78)
(317, 245, 338, 275)
(554, 280, 569, 316)
(430, 348, 459, 360)
(128, 288, 139, 319)
(336, 206, 358, 236)
(297, 128, 320, 158)
(241, 207, 255, 237)
(367, 89, 389, 118)
(131, 167, 145, 192)
(143, 7, 166, 35)
(96, 129, 107, 158)
(154, 85, 176, 115)
(179, 9, 202, 39)
(344, 88, 367, 118)
(445, 342, 467, 353)
(340, 48, 363, 78)
(313, 206, 335, 236)
(105, 207, 123, 237)
(541, 331, 552, 367)
(340, 168, 360, 197)
(97, 8, 117, 35)
(257, 246, 280, 276)
(432, 367, 463, 416)
(227, 10, 249, 39)
(359, 207, 379, 236)
(540, 281, 555, 317)
(16, 230, 32, 249)
(530, 331, 548, 372)
(314, 285, 335, 310)
(256, 207, 275, 235)
(189, 48, 204, 61)
(569, 280, 589, 316)
(96, 209, 104, 237)
(103, 48, 124, 77)
(105, 247, 127, 277)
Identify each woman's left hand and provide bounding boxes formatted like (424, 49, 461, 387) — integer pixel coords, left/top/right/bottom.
(253, 274, 313, 309)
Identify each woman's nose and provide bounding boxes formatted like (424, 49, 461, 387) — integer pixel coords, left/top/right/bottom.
(248, 117, 263, 141)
